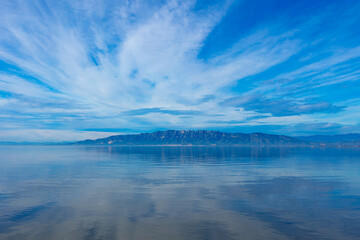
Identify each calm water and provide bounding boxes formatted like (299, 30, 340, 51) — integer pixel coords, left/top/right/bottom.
(0, 146, 360, 240)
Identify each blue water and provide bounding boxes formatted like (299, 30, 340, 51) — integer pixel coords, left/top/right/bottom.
(0, 146, 359, 240)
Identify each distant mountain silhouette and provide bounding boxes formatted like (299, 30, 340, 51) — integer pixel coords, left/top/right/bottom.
(74, 130, 306, 146)
(296, 133, 360, 146)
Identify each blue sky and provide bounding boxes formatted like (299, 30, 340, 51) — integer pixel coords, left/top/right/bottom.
(0, 0, 360, 141)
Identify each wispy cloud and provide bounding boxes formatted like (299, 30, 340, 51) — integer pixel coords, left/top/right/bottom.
(221, 94, 345, 116)
(123, 108, 203, 116)
(0, 0, 359, 141)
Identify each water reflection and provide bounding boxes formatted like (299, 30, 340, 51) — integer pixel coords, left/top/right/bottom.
(0, 146, 359, 239)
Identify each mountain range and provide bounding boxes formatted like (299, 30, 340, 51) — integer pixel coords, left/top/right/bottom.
(73, 130, 360, 146)
(296, 133, 360, 146)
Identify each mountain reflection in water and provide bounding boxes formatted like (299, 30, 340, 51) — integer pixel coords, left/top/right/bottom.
(0, 146, 359, 240)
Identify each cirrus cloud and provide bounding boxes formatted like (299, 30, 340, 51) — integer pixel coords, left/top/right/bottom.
(0, 0, 359, 141)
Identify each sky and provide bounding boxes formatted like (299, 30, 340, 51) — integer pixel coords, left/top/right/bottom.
(0, 0, 360, 142)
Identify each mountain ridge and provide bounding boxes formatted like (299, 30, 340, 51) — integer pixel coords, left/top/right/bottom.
(74, 130, 306, 146)
(296, 133, 360, 145)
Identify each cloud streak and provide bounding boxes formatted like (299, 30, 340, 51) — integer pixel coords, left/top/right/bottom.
(221, 94, 345, 116)
(0, 0, 359, 141)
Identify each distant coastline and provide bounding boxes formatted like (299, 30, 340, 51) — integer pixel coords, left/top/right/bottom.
(72, 130, 360, 147)
(2, 130, 360, 147)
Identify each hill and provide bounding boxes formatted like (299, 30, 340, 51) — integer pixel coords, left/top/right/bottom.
(74, 130, 306, 146)
(296, 133, 360, 146)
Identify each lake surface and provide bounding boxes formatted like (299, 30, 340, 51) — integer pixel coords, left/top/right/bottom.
(0, 146, 359, 240)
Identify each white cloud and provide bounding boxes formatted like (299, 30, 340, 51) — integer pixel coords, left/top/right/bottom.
(0, 129, 120, 142)
(0, 0, 359, 141)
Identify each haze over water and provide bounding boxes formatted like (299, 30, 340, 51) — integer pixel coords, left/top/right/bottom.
(0, 146, 359, 240)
